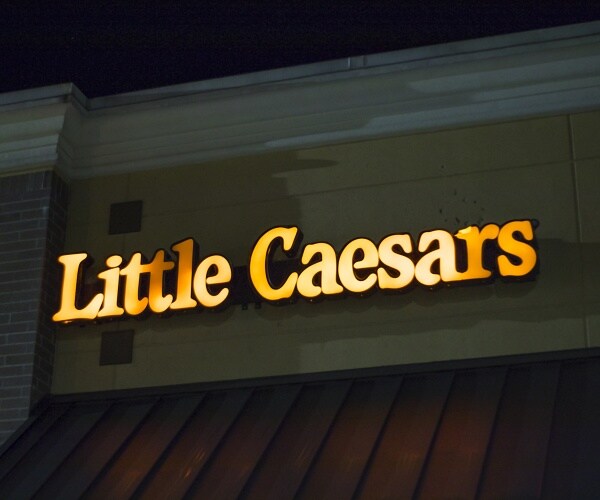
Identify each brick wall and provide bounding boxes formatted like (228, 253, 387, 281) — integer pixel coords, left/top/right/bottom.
(0, 171, 68, 444)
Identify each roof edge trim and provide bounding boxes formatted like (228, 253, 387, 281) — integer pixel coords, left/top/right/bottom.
(1, 21, 599, 179)
(47, 347, 600, 405)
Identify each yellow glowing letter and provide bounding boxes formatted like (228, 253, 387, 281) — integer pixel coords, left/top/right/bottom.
(497, 220, 537, 277)
(119, 253, 149, 316)
(453, 224, 500, 281)
(52, 253, 104, 322)
(250, 226, 299, 301)
(170, 238, 198, 310)
(297, 242, 343, 299)
(193, 255, 232, 308)
(377, 234, 415, 289)
(338, 238, 378, 294)
(415, 230, 458, 286)
(146, 250, 175, 313)
(97, 255, 125, 318)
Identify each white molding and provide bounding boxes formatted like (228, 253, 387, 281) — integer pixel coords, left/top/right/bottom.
(0, 84, 86, 177)
(1, 22, 599, 179)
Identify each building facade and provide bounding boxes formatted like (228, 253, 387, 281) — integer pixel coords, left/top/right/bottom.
(0, 21, 599, 498)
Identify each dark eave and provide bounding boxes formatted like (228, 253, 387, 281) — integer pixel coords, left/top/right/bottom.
(1, 348, 599, 498)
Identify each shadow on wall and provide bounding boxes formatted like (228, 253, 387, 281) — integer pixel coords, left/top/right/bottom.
(73, 237, 597, 337)
(247, 237, 593, 326)
(51, 238, 598, 391)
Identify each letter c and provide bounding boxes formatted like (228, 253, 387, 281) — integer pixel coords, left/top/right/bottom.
(249, 226, 299, 301)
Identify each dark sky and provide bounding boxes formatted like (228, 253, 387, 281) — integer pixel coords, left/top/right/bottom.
(1, 2, 599, 98)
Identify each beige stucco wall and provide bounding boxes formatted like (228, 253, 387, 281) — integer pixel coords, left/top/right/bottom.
(52, 110, 600, 394)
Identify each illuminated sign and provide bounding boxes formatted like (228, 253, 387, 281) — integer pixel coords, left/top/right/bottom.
(53, 220, 538, 323)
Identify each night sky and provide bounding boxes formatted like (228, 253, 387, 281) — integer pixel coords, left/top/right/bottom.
(1, 2, 599, 98)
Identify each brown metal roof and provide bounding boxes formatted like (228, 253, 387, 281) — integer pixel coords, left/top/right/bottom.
(1, 352, 599, 499)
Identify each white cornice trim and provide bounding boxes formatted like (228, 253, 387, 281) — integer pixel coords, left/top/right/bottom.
(0, 84, 86, 178)
(1, 22, 599, 179)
